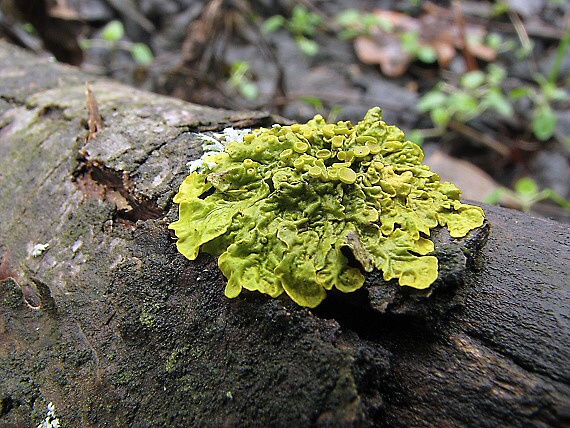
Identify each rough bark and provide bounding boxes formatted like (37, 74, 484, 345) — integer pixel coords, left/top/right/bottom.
(0, 41, 568, 427)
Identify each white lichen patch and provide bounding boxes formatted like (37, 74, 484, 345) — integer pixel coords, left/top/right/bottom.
(71, 237, 83, 254)
(188, 127, 252, 173)
(37, 402, 60, 428)
(31, 243, 50, 257)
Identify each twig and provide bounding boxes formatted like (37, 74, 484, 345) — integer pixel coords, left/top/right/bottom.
(85, 82, 102, 142)
(452, 0, 478, 72)
(508, 11, 535, 72)
(295, 0, 329, 24)
(447, 120, 511, 157)
(508, 11, 532, 51)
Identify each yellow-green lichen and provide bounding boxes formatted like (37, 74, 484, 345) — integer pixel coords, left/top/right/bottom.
(169, 107, 485, 307)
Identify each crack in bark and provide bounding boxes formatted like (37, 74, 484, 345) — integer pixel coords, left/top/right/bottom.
(463, 327, 565, 385)
(73, 158, 162, 225)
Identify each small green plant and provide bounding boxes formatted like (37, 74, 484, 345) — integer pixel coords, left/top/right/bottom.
(299, 95, 325, 112)
(405, 129, 426, 146)
(263, 5, 322, 56)
(129, 43, 154, 65)
(484, 177, 570, 212)
(417, 26, 568, 143)
(335, 9, 437, 65)
(510, 76, 566, 141)
(399, 30, 438, 64)
(227, 61, 259, 101)
(298, 96, 343, 123)
(509, 27, 570, 141)
(418, 64, 513, 129)
(335, 9, 393, 39)
(22, 22, 36, 35)
(80, 20, 154, 65)
(100, 20, 124, 41)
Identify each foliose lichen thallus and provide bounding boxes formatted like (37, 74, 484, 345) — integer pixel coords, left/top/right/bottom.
(169, 107, 485, 307)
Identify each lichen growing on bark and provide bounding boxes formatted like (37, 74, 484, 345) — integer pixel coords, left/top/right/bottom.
(169, 107, 485, 307)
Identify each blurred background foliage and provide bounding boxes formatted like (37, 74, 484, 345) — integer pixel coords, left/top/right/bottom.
(1, 0, 569, 220)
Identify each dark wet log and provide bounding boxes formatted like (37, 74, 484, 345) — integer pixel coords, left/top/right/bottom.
(0, 41, 568, 427)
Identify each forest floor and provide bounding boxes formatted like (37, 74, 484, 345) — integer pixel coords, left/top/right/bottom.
(2, 0, 569, 221)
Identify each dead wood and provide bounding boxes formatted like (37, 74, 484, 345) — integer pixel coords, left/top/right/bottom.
(0, 41, 568, 427)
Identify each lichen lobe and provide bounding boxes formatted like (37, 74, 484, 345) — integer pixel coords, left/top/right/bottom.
(169, 107, 485, 307)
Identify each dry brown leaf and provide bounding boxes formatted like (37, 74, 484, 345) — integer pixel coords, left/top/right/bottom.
(353, 4, 495, 76)
(354, 36, 412, 77)
(463, 39, 497, 62)
(48, 0, 80, 20)
(423, 150, 500, 203)
(431, 40, 456, 67)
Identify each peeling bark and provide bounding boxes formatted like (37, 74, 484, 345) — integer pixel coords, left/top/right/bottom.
(73, 158, 162, 226)
(0, 41, 569, 427)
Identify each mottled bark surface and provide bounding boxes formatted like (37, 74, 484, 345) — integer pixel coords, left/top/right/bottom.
(0, 41, 568, 427)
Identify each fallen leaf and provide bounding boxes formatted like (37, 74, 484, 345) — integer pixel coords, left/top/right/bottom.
(353, 3, 495, 76)
(424, 150, 501, 203)
(47, 0, 80, 20)
(354, 36, 412, 77)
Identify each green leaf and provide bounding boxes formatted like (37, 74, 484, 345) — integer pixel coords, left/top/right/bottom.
(541, 189, 570, 211)
(532, 105, 556, 141)
(515, 44, 533, 60)
(430, 107, 450, 128)
(295, 36, 319, 56)
(460, 70, 486, 89)
(262, 15, 285, 33)
(101, 20, 124, 42)
(131, 43, 154, 65)
(449, 92, 478, 116)
(548, 87, 568, 102)
(338, 28, 359, 40)
(290, 5, 322, 37)
(482, 88, 513, 116)
(509, 87, 532, 100)
(514, 177, 538, 196)
(300, 96, 324, 110)
(336, 9, 360, 26)
(79, 39, 91, 50)
(483, 188, 505, 205)
(485, 33, 502, 51)
(491, 1, 510, 17)
(416, 45, 437, 63)
(327, 105, 343, 123)
(22, 23, 36, 34)
(486, 64, 507, 86)
(228, 61, 249, 86)
(541, 81, 568, 102)
(239, 81, 259, 101)
(406, 129, 424, 146)
(400, 31, 419, 54)
(336, 9, 363, 38)
(417, 91, 447, 112)
(365, 14, 392, 32)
